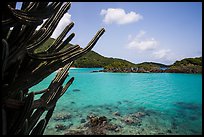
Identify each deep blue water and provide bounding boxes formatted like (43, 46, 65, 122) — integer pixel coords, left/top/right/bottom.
(30, 68, 202, 135)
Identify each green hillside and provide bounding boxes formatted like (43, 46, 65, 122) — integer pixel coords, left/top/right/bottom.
(171, 57, 202, 67)
(73, 50, 168, 70)
(135, 62, 169, 70)
(73, 50, 137, 68)
(35, 38, 202, 73)
(168, 57, 202, 73)
(34, 38, 72, 53)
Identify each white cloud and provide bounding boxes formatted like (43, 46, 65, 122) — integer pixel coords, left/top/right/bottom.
(51, 13, 72, 39)
(136, 30, 146, 38)
(152, 49, 171, 59)
(127, 31, 158, 51)
(151, 49, 185, 65)
(100, 8, 143, 25)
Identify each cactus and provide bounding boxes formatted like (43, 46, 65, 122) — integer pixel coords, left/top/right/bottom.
(2, 2, 105, 135)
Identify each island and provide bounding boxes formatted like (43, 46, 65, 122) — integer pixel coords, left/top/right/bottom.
(39, 38, 202, 74)
(72, 50, 202, 74)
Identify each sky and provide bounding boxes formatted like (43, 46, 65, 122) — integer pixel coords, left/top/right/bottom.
(16, 2, 202, 65)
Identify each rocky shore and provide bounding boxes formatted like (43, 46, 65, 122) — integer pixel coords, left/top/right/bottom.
(95, 67, 202, 74)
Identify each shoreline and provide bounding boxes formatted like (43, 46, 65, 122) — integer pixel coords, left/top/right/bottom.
(70, 67, 202, 74)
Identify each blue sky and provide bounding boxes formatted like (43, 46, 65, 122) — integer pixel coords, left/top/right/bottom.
(16, 2, 202, 65)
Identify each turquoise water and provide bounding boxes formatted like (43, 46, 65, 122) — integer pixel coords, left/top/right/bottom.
(30, 68, 202, 135)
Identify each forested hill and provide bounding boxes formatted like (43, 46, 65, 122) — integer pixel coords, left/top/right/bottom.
(72, 50, 137, 68)
(73, 50, 202, 73)
(166, 57, 202, 73)
(38, 38, 202, 73)
(72, 50, 167, 69)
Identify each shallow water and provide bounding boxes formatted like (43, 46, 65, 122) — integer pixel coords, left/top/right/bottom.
(30, 68, 202, 135)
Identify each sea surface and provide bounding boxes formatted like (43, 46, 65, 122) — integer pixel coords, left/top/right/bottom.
(30, 68, 202, 135)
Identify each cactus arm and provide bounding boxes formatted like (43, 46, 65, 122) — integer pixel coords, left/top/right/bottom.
(19, 119, 28, 135)
(27, 108, 45, 133)
(9, 92, 34, 134)
(2, 2, 105, 135)
(8, 5, 43, 25)
(55, 33, 75, 52)
(62, 28, 105, 62)
(2, 39, 9, 79)
(30, 119, 46, 135)
(46, 22, 74, 53)
(27, 44, 81, 60)
(26, 3, 71, 51)
(61, 77, 74, 96)
(41, 106, 55, 134)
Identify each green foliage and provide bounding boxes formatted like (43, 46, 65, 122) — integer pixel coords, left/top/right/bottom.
(72, 50, 137, 68)
(34, 38, 55, 53)
(171, 57, 202, 67)
(168, 57, 202, 73)
(73, 50, 202, 73)
(135, 62, 168, 70)
(72, 50, 169, 70)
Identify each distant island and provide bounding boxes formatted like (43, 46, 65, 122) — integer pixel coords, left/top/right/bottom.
(39, 38, 202, 74)
(73, 50, 202, 74)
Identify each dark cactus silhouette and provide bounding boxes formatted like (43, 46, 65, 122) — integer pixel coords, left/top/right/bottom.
(2, 2, 105, 135)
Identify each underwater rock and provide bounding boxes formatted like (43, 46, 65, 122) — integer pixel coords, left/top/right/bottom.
(123, 117, 135, 125)
(105, 124, 119, 131)
(55, 124, 67, 131)
(86, 115, 123, 134)
(64, 129, 87, 135)
(132, 112, 146, 118)
(111, 117, 117, 121)
(54, 113, 72, 121)
(81, 118, 86, 123)
(167, 129, 172, 133)
(123, 114, 142, 126)
(113, 111, 121, 116)
(87, 115, 108, 127)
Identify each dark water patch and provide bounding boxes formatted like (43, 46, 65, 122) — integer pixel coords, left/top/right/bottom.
(189, 115, 199, 121)
(173, 102, 202, 125)
(71, 101, 75, 104)
(72, 89, 80, 92)
(174, 102, 201, 110)
(117, 101, 122, 105)
(84, 105, 93, 108)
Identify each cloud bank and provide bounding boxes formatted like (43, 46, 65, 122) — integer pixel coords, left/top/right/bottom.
(127, 31, 158, 51)
(100, 8, 143, 25)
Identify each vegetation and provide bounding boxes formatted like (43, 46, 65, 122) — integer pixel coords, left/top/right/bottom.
(72, 50, 202, 73)
(72, 50, 136, 68)
(168, 57, 202, 73)
(171, 57, 202, 67)
(72, 50, 168, 70)
(135, 62, 168, 71)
